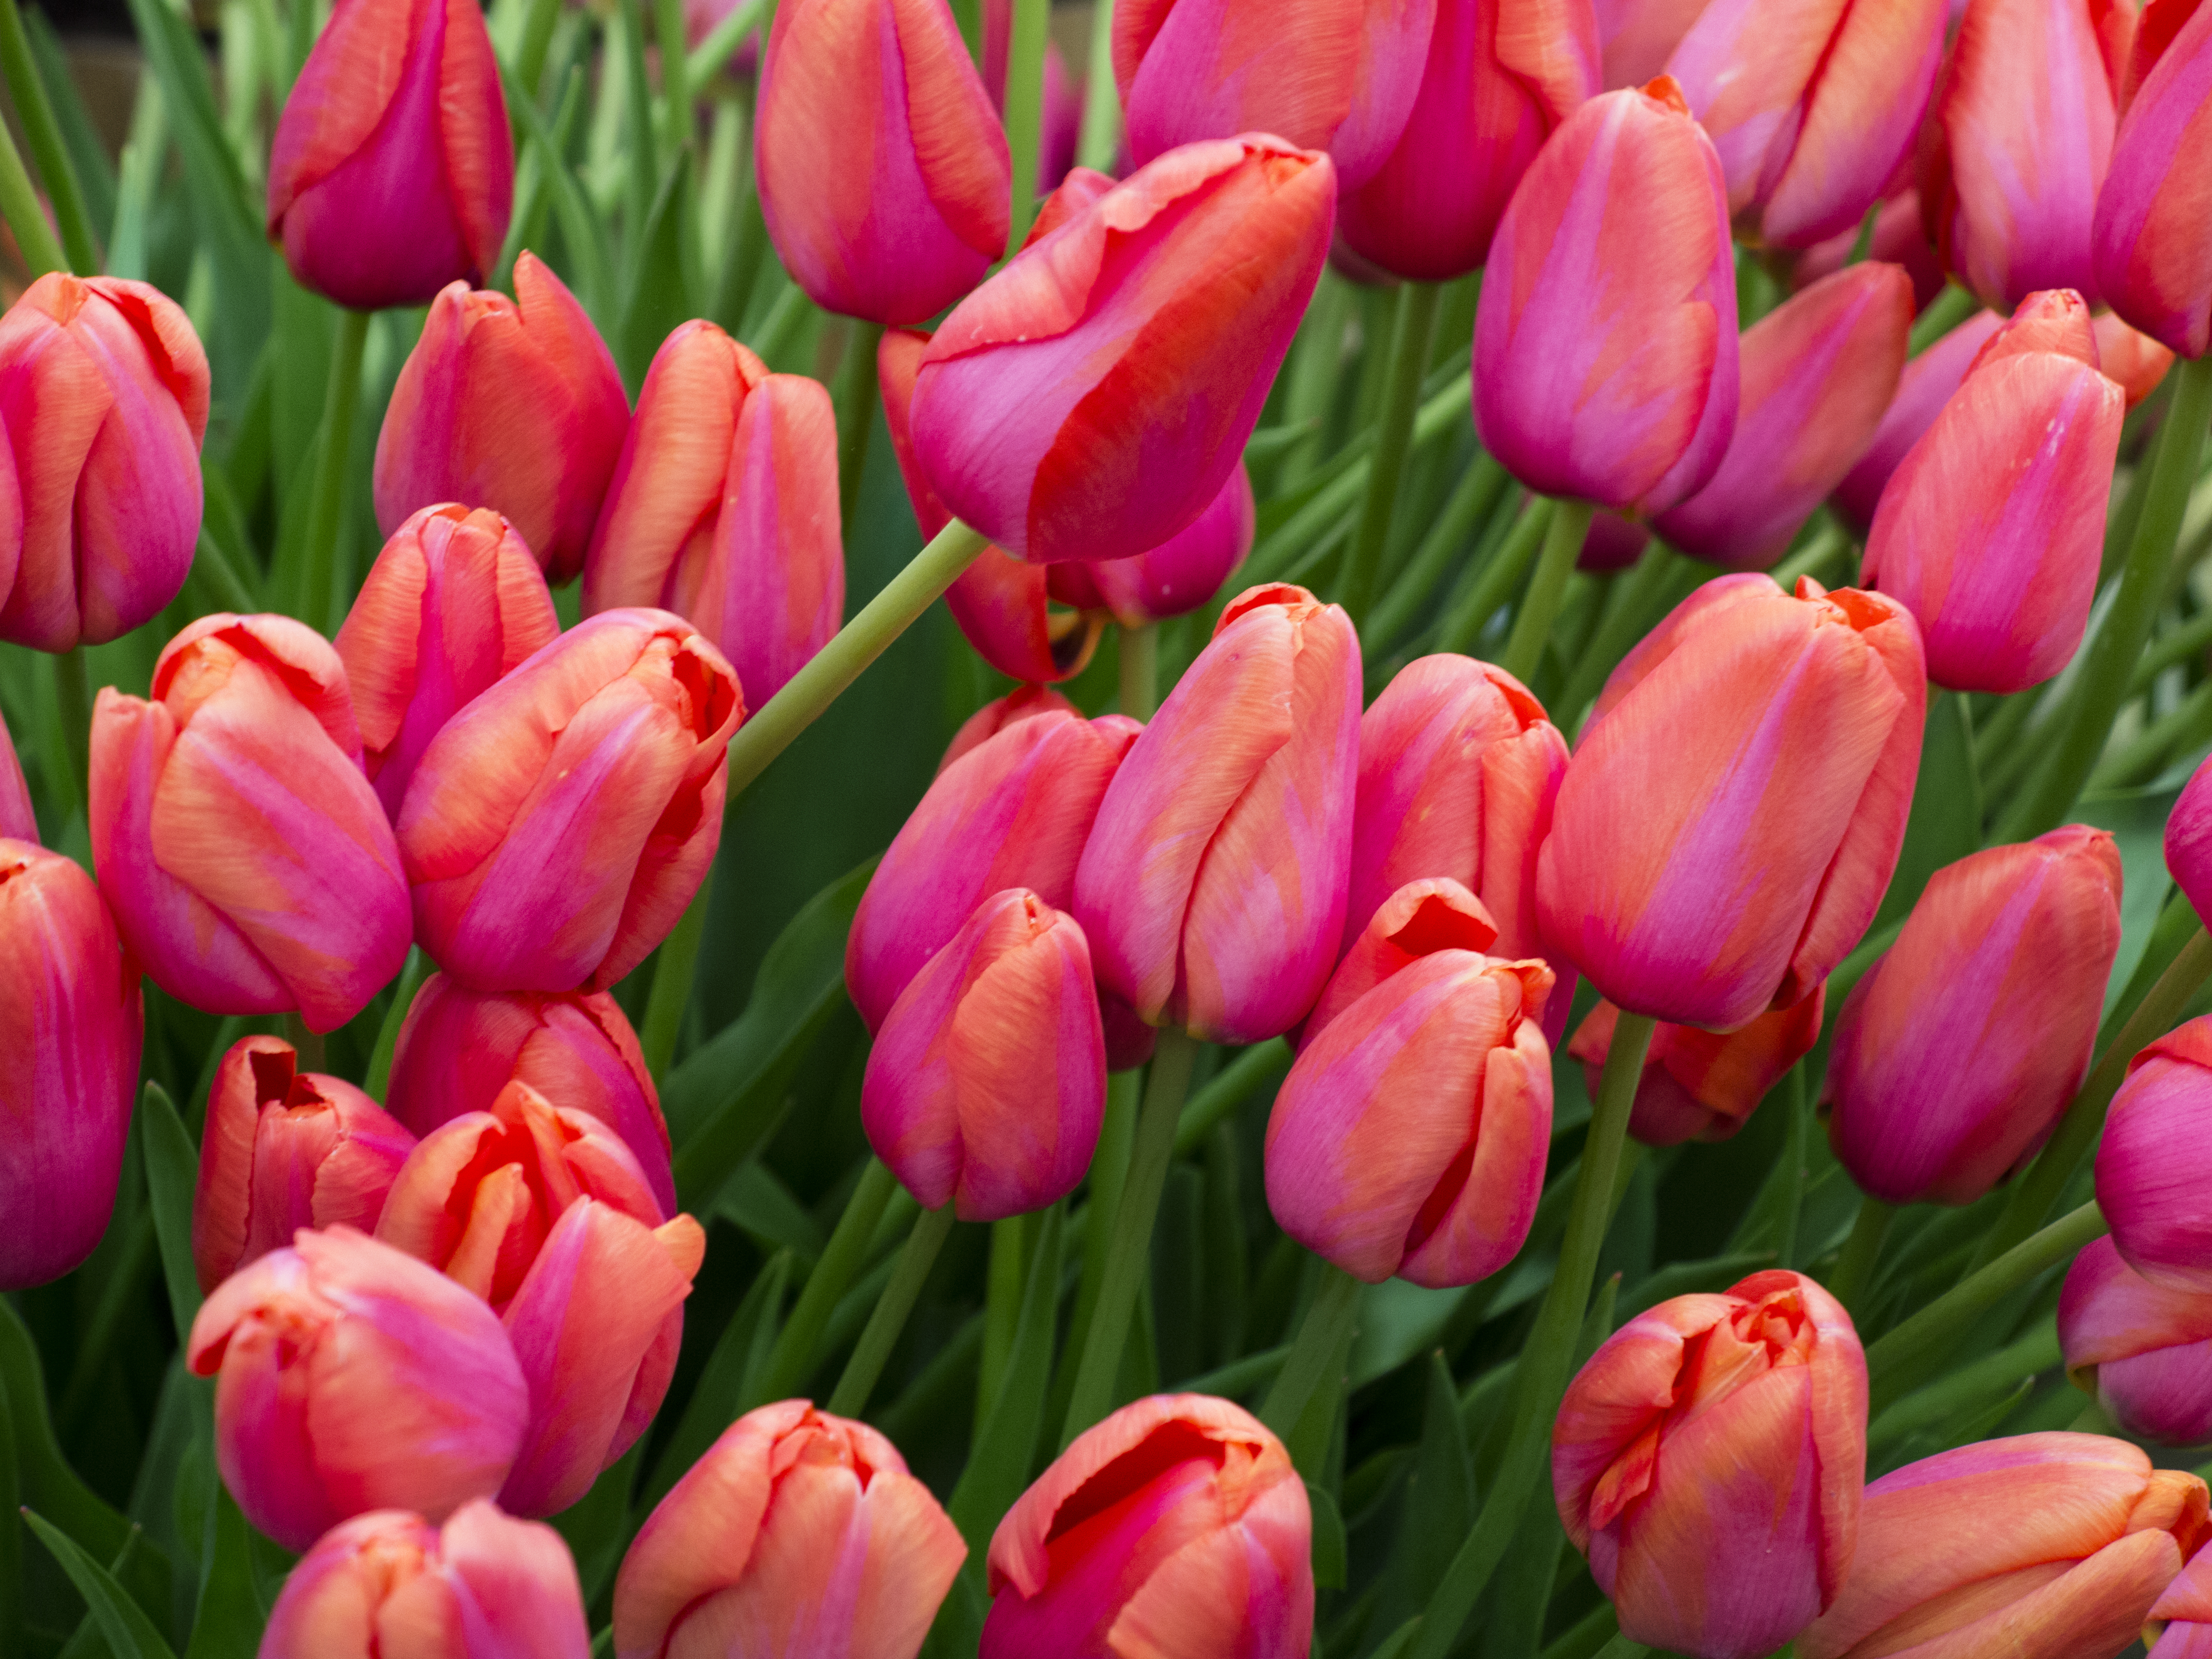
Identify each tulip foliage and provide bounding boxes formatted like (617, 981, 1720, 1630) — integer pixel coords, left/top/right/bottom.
(14, 1, 2212, 1658)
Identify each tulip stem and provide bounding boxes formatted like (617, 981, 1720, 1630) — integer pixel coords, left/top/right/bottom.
(0, 0, 97, 274)
(1000, 0, 1050, 253)
(1437, 493, 1547, 656)
(1118, 623, 1158, 721)
(640, 873, 715, 1081)
(747, 1157, 900, 1412)
(724, 517, 991, 796)
(363, 947, 428, 1100)
(1408, 1010, 1655, 1659)
(1258, 1262, 1361, 1473)
(1059, 1026, 1201, 1448)
(1826, 1194, 1893, 1321)
(1338, 282, 1443, 624)
(833, 319, 886, 528)
(1171, 1036, 1289, 1157)
(1499, 498, 1594, 684)
(1075, 0, 1119, 174)
(826, 1202, 956, 1418)
(50, 646, 88, 813)
(1366, 451, 1512, 654)
(0, 92, 58, 278)
(300, 308, 372, 637)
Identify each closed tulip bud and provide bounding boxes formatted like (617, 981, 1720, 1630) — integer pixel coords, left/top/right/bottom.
(1474, 78, 1740, 514)
(911, 137, 1334, 565)
(1921, 0, 2131, 309)
(260, 1501, 591, 1659)
(2150, 1543, 2212, 1658)
(1829, 307, 2004, 532)
(615, 1401, 966, 1659)
(2061, 1237, 2212, 1446)
(1338, 0, 1599, 280)
(981, 1395, 1312, 1657)
(1077, 585, 1361, 1044)
(2098, 1016, 2212, 1293)
(186, 1226, 530, 1551)
(1862, 292, 2125, 692)
(2170, 751, 2212, 921)
(2093, 309, 2177, 403)
(1826, 827, 2121, 1205)
(336, 505, 561, 819)
(1653, 265, 1915, 571)
(194, 1034, 416, 1293)
(0, 708, 30, 841)
(1044, 463, 1256, 627)
(90, 613, 412, 1031)
(1800, 1434, 2211, 1659)
(1570, 988, 1824, 1148)
(0, 273, 208, 651)
(848, 705, 1138, 1032)
(1795, 189, 1949, 313)
(0, 840, 141, 1290)
(397, 609, 744, 993)
(756, 0, 1009, 323)
(373, 256, 630, 584)
(2094, 0, 2212, 356)
(939, 685, 1078, 774)
(385, 973, 673, 1216)
(1537, 575, 1925, 1031)
(1300, 877, 1498, 1044)
(267, 0, 512, 311)
(1555, 1271, 1866, 1659)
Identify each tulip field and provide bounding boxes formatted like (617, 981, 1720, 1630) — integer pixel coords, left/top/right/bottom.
(8, 0, 2212, 1653)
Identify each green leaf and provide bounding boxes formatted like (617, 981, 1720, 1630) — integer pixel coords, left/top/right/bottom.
(21, 1512, 176, 1659)
(1306, 1480, 1348, 1591)
(617, 150, 702, 393)
(141, 1081, 205, 1344)
(554, 1441, 642, 1609)
(182, 1487, 261, 1659)
(640, 1249, 792, 1513)
(0, 1356, 21, 1659)
(0, 1302, 134, 1568)
(1874, 691, 1982, 930)
(1379, 1354, 1474, 1625)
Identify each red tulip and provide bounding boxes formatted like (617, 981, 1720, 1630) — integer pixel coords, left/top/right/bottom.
(2061, 1236, 2212, 1447)
(1044, 462, 1256, 627)
(1570, 989, 1824, 1147)
(2094, 0, 2212, 356)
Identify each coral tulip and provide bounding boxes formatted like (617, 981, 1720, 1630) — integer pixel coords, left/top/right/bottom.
(90, 613, 412, 1031)
(980, 1394, 1312, 1657)
(193, 1033, 416, 1292)
(0, 839, 141, 1291)
(2098, 1015, 2212, 1294)
(373, 255, 630, 583)
(1300, 876, 1498, 1043)
(396, 609, 744, 993)
(1045, 462, 1256, 627)
(1535, 575, 1925, 1031)
(335, 504, 561, 819)
(267, 0, 512, 311)
(1799, 1434, 2210, 1659)
(756, 0, 1009, 323)
(0, 707, 29, 841)
(1828, 308, 2003, 533)
(1076, 585, 1361, 1044)
(940, 685, 1078, 774)
(1555, 1270, 1866, 1659)
(2093, 309, 2177, 403)
(1570, 989, 1824, 1147)
(2094, 0, 2212, 356)
(1473, 78, 1739, 514)
(2150, 1543, 2212, 1658)
(0, 273, 208, 651)
(186, 1226, 530, 1551)
(2170, 750, 2212, 923)
(2061, 1236, 2212, 1446)
(615, 1400, 966, 1659)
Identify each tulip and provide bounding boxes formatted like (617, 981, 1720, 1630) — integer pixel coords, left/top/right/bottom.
(193, 1033, 416, 1293)
(90, 613, 412, 1031)
(939, 685, 1078, 774)
(0, 707, 29, 840)
(863, 888, 1105, 1221)
(2099, 1016, 2212, 1294)
(397, 609, 745, 993)
(373, 255, 630, 584)
(2093, 309, 2177, 404)
(260, 1500, 591, 1659)
(1824, 827, 2120, 1205)
(384, 973, 673, 1215)
(1076, 584, 1361, 1044)
(910, 136, 1335, 564)
(615, 1400, 966, 1659)
(1266, 940, 1551, 1286)
(980, 1394, 1312, 1656)
(1664, 0, 1946, 249)
(1044, 464, 1256, 627)
(1578, 509, 1650, 573)
(1570, 988, 1824, 1147)
(756, 0, 1010, 323)
(1799, 1434, 2211, 1659)
(186, 1226, 530, 1551)
(335, 505, 562, 819)
(1301, 876, 1498, 1043)
(1555, 1270, 1866, 1659)
(1862, 292, 2125, 692)
(2060, 1237, 2212, 1447)
(1652, 264, 1914, 571)
(1337, 0, 1599, 280)
(0, 273, 208, 651)
(1535, 574, 1925, 1031)
(1828, 308, 2004, 532)
(2171, 751, 2212, 923)
(2094, 0, 2212, 357)
(1473, 78, 1739, 515)
(267, 0, 513, 311)
(1795, 188, 1949, 313)
(0, 839, 141, 1291)
(847, 705, 1138, 1033)
(2149, 1542, 2212, 1658)
(1920, 0, 2130, 309)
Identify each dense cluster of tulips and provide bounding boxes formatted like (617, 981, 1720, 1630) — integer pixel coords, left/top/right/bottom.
(6, 0, 2212, 1652)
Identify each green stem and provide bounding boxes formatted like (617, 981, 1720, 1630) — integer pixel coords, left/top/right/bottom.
(0, 84, 58, 277)
(1827, 1194, 1893, 1320)
(1000, 0, 1050, 252)
(1118, 622, 1158, 721)
(747, 1158, 899, 1411)
(302, 309, 372, 636)
(1338, 282, 1443, 623)
(654, 0, 689, 152)
(1060, 1027, 1201, 1447)
(1499, 499, 1594, 683)
(1907, 283, 1979, 355)
(1773, 519, 1851, 590)
(0, 0, 94, 273)
(1172, 1037, 1289, 1157)
(724, 518, 990, 796)
(1273, 274, 1350, 493)
(51, 646, 87, 814)
(282, 1011, 328, 1072)
(513, 0, 563, 99)
(1257, 1263, 1361, 1457)
(1867, 1318, 2059, 1448)
(363, 947, 428, 1100)
(1047, 1069, 1140, 1437)
(1408, 1011, 1655, 1659)
(976, 1213, 1029, 1435)
(825, 1203, 955, 1418)
(640, 872, 715, 1080)
(834, 319, 887, 531)
(1556, 544, 1679, 732)
(1074, 0, 1119, 173)
(688, 0, 766, 86)
(1775, 1065, 1809, 1272)
(1437, 495, 1547, 655)
(1366, 452, 1510, 652)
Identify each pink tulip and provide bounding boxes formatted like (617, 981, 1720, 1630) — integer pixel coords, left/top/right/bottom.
(2061, 1236, 2212, 1446)
(0, 273, 208, 651)
(0, 838, 141, 1291)
(2093, 308, 2177, 403)
(335, 504, 561, 819)
(1570, 988, 1824, 1147)
(89, 613, 412, 1031)
(373, 255, 631, 584)
(186, 1226, 530, 1551)
(2150, 1541, 2212, 1659)
(2098, 1016, 2212, 1294)
(0, 707, 30, 841)
(2170, 751, 2212, 924)
(1594, 0, 1707, 87)
(2096, 0, 2212, 356)
(981, 1394, 1312, 1657)
(1555, 1270, 1866, 1659)
(396, 609, 745, 993)
(1828, 307, 2004, 533)
(615, 1400, 966, 1659)
(1045, 463, 1256, 627)
(1473, 78, 1740, 514)
(1300, 876, 1498, 1044)
(1794, 188, 1950, 313)
(193, 1032, 416, 1292)
(940, 686, 1079, 774)
(1076, 585, 1361, 1044)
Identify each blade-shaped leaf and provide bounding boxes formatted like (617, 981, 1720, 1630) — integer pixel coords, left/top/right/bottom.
(22, 1512, 176, 1659)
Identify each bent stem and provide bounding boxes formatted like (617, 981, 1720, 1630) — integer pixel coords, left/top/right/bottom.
(640, 873, 715, 1081)
(1499, 498, 1594, 684)
(301, 308, 373, 636)
(833, 319, 887, 528)
(1337, 282, 1443, 623)
(826, 1202, 957, 1418)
